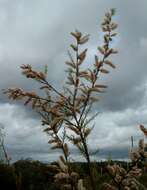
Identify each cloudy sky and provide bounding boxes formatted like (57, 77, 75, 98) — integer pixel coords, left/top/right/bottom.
(0, 0, 147, 162)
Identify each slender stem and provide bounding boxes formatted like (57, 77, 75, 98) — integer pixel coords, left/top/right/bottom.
(68, 39, 96, 190)
(31, 96, 71, 111)
(74, 30, 112, 190)
(80, 132, 95, 190)
(78, 30, 111, 125)
(40, 79, 73, 107)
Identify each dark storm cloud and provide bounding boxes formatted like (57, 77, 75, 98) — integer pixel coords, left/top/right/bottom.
(0, 0, 147, 111)
(0, 0, 147, 161)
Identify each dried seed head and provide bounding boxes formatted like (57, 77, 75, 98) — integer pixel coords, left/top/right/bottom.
(139, 139, 144, 150)
(78, 49, 87, 62)
(79, 34, 90, 44)
(57, 157, 68, 173)
(54, 172, 70, 180)
(98, 47, 105, 54)
(71, 172, 79, 179)
(119, 167, 127, 176)
(84, 128, 91, 137)
(130, 151, 140, 161)
(129, 167, 142, 178)
(103, 183, 117, 190)
(107, 165, 115, 175)
(110, 22, 118, 30)
(115, 174, 122, 183)
(94, 55, 102, 69)
(100, 68, 109, 74)
(70, 30, 82, 40)
(124, 187, 130, 190)
(63, 184, 72, 190)
(104, 60, 116, 69)
(77, 179, 86, 190)
(64, 143, 70, 157)
(140, 124, 147, 137)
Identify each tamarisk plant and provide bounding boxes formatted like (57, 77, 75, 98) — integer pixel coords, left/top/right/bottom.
(103, 125, 147, 190)
(4, 9, 118, 190)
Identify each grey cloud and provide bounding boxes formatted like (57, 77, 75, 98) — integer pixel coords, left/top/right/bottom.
(0, 101, 146, 162)
(0, 0, 147, 112)
(0, 103, 49, 162)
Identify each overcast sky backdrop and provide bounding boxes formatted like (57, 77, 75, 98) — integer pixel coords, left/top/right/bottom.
(0, 0, 147, 162)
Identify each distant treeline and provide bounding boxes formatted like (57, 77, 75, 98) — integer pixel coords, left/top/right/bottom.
(0, 159, 147, 190)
